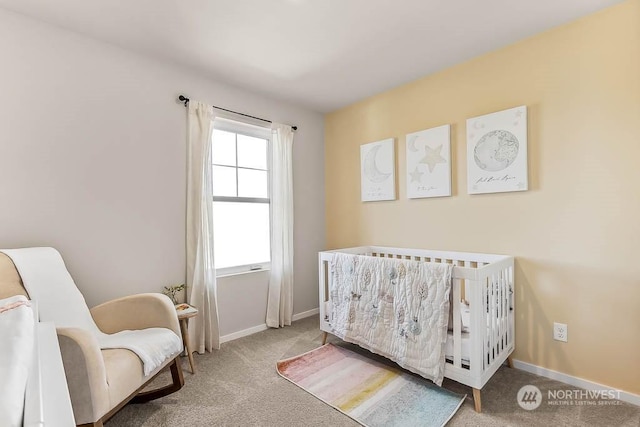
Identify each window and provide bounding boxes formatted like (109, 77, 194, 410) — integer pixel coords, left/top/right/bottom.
(211, 119, 271, 275)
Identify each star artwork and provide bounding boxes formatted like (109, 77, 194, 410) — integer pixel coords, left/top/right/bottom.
(419, 144, 446, 173)
(409, 166, 424, 183)
(405, 124, 451, 199)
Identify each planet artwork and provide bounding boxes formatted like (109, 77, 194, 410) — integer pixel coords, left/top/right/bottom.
(473, 130, 519, 172)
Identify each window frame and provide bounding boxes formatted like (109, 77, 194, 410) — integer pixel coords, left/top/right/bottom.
(211, 118, 272, 277)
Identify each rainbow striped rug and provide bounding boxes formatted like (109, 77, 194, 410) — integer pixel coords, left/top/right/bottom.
(277, 344, 465, 427)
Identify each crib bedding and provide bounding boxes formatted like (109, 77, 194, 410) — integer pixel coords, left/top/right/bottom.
(328, 301, 495, 366)
(329, 252, 453, 386)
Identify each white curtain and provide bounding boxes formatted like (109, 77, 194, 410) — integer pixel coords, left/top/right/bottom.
(266, 123, 295, 328)
(186, 101, 220, 352)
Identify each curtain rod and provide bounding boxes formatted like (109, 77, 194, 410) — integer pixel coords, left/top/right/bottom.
(178, 95, 297, 131)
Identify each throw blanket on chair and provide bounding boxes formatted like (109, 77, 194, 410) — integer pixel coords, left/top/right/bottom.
(1, 248, 182, 376)
(329, 253, 453, 385)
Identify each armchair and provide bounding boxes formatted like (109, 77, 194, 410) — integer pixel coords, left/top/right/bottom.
(0, 251, 184, 427)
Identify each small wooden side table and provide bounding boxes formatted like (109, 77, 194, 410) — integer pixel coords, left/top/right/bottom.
(175, 304, 198, 374)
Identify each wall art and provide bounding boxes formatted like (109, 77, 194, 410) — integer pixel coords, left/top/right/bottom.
(361, 138, 395, 201)
(406, 124, 451, 198)
(467, 105, 527, 194)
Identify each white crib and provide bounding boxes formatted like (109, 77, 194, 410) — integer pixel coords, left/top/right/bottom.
(318, 246, 515, 412)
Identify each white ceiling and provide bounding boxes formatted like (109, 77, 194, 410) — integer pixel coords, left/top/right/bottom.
(0, 0, 624, 112)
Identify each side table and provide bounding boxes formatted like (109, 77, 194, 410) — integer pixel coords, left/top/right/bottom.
(175, 304, 198, 374)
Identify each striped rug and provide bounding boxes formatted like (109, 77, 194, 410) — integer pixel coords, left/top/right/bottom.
(277, 344, 465, 427)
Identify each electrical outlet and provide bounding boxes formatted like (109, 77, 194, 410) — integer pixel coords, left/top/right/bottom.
(553, 322, 568, 342)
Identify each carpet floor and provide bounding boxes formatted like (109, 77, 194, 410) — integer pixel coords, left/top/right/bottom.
(108, 317, 639, 427)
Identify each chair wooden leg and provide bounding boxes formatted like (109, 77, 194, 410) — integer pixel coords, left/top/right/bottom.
(472, 388, 482, 413)
(131, 358, 184, 403)
(507, 356, 514, 368)
(321, 331, 328, 345)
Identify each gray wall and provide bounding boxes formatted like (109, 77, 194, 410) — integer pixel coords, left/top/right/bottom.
(0, 9, 325, 336)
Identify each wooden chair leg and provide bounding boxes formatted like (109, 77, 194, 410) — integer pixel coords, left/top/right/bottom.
(321, 331, 328, 345)
(507, 356, 514, 368)
(472, 388, 482, 413)
(132, 358, 184, 403)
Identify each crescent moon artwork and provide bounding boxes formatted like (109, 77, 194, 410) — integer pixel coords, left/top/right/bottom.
(361, 138, 395, 202)
(466, 105, 528, 195)
(407, 135, 419, 153)
(363, 145, 391, 183)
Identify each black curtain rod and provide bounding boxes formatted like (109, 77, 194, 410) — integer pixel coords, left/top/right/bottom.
(178, 95, 297, 131)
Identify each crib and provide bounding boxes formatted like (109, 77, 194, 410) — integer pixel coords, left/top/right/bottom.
(318, 246, 515, 412)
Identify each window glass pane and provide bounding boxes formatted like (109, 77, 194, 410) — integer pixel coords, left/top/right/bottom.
(212, 129, 236, 166)
(213, 202, 270, 269)
(212, 166, 237, 197)
(237, 134, 267, 170)
(238, 168, 268, 199)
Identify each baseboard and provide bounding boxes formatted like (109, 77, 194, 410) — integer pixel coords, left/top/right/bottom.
(292, 307, 319, 321)
(512, 359, 640, 407)
(220, 308, 319, 344)
(220, 324, 268, 344)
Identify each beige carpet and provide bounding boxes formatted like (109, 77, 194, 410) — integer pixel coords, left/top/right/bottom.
(108, 317, 639, 426)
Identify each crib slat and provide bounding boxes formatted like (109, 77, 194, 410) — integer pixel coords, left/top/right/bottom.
(503, 268, 510, 350)
(500, 270, 507, 352)
(483, 277, 490, 370)
(498, 271, 503, 353)
(490, 273, 497, 365)
(452, 273, 462, 368)
(464, 261, 472, 302)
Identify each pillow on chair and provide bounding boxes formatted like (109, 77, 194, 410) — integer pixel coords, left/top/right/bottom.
(0, 295, 34, 427)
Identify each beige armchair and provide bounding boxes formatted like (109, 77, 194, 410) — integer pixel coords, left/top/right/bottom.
(0, 253, 184, 427)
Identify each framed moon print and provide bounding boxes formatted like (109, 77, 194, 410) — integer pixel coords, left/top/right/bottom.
(406, 124, 451, 199)
(467, 105, 528, 194)
(361, 138, 396, 202)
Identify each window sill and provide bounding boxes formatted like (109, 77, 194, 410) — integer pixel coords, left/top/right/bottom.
(216, 268, 271, 279)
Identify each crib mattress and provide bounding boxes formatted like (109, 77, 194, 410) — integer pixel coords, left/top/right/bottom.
(445, 331, 471, 365)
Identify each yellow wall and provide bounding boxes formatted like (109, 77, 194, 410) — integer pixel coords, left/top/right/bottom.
(325, 0, 640, 395)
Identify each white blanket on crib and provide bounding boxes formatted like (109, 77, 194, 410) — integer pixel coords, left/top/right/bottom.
(1, 248, 182, 376)
(329, 253, 453, 385)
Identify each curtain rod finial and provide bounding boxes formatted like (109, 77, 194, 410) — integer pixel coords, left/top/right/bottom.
(178, 95, 189, 106)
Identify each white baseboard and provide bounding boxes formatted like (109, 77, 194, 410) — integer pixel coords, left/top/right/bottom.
(220, 308, 320, 344)
(220, 324, 268, 344)
(292, 307, 319, 321)
(512, 359, 640, 407)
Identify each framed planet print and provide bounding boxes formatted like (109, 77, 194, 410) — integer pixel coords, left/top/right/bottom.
(467, 105, 528, 194)
(361, 138, 395, 202)
(406, 124, 451, 199)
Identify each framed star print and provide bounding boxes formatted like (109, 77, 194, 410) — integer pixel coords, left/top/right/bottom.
(406, 124, 451, 199)
(467, 105, 528, 194)
(361, 138, 396, 202)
